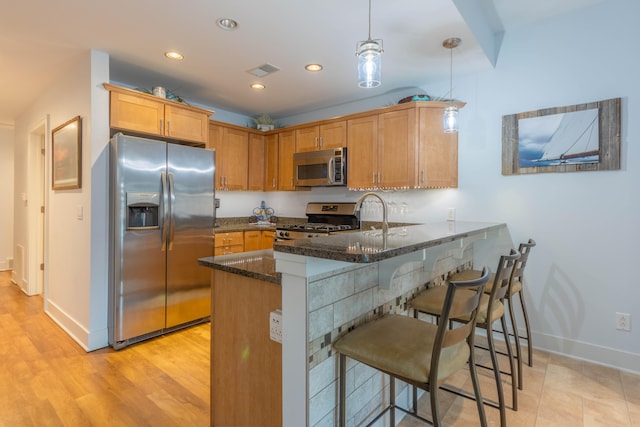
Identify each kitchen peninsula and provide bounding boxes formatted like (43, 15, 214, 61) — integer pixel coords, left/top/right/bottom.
(200, 221, 513, 427)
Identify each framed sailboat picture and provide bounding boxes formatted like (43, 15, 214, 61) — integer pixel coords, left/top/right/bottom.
(502, 98, 621, 175)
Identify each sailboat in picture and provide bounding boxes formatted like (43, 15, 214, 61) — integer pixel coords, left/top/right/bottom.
(531, 108, 600, 166)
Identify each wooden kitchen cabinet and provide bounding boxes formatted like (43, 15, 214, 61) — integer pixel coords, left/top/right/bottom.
(243, 230, 261, 252)
(295, 121, 346, 152)
(416, 107, 458, 188)
(347, 115, 379, 189)
(264, 134, 279, 191)
(105, 83, 211, 145)
(208, 122, 249, 190)
(347, 110, 415, 189)
(248, 133, 265, 191)
(347, 102, 460, 190)
(214, 231, 244, 255)
(378, 108, 417, 188)
(277, 130, 296, 191)
(261, 230, 275, 249)
(244, 230, 274, 251)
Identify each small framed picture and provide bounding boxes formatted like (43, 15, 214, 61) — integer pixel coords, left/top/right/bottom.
(52, 116, 82, 190)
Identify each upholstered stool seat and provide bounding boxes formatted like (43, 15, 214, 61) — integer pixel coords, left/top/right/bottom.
(412, 287, 505, 325)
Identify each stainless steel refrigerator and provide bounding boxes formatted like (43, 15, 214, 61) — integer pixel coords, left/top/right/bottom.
(109, 133, 215, 349)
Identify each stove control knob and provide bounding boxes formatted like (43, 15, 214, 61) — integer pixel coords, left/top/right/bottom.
(284, 231, 289, 237)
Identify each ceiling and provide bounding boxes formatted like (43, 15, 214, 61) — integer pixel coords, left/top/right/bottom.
(0, 0, 608, 126)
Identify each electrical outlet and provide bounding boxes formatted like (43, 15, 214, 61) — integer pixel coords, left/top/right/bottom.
(615, 312, 631, 331)
(447, 208, 456, 221)
(270, 309, 283, 343)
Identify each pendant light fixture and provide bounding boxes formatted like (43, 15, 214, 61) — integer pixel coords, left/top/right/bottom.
(443, 37, 461, 133)
(356, 0, 383, 88)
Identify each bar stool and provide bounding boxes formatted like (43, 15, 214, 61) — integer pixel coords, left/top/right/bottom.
(449, 239, 536, 391)
(333, 268, 490, 427)
(410, 250, 520, 427)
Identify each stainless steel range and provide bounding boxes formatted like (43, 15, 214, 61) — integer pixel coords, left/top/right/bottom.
(276, 202, 360, 240)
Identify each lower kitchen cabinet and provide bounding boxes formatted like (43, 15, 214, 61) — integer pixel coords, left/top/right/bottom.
(261, 230, 275, 249)
(214, 232, 244, 255)
(244, 230, 261, 252)
(245, 230, 275, 251)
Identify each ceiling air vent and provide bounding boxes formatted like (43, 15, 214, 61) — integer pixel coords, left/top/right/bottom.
(247, 63, 280, 77)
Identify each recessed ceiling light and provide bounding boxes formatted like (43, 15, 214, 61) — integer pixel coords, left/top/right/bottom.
(250, 83, 265, 90)
(217, 18, 238, 31)
(305, 64, 323, 72)
(164, 51, 184, 60)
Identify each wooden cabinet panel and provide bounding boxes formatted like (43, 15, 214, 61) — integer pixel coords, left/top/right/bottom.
(110, 91, 165, 136)
(264, 134, 278, 191)
(244, 230, 261, 252)
(164, 105, 209, 144)
(278, 130, 296, 191)
(248, 133, 265, 191)
(347, 115, 379, 189)
(378, 109, 416, 188)
(261, 230, 275, 249)
(214, 231, 244, 255)
(295, 125, 320, 152)
(295, 121, 346, 152)
(106, 84, 211, 145)
(209, 123, 249, 190)
(211, 270, 282, 426)
(417, 107, 458, 188)
(319, 121, 347, 150)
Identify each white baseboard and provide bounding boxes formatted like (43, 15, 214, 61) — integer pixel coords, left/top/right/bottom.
(533, 331, 640, 375)
(45, 298, 109, 352)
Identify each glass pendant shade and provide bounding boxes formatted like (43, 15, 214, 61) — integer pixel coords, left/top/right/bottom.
(357, 39, 382, 88)
(443, 105, 459, 133)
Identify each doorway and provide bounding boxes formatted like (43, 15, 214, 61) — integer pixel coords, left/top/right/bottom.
(26, 118, 47, 296)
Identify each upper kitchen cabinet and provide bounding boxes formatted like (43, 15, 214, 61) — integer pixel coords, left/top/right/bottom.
(105, 83, 212, 145)
(346, 109, 415, 189)
(248, 133, 265, 191)
(347, 115, 379, 189)
(208, 122, 249, 190)
(416, 106, 458, 188)
(277, 130, 296, 191)
(264, 134, 279, 192)
(347, 102, 462, 190)
(295, 121, 346, 152)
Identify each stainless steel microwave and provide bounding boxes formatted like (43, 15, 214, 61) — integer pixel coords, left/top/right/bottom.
(293, 147, 347, 187)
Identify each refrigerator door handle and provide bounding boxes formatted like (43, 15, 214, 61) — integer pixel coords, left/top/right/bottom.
(161, 171, 169, 251)
(168, 172, 176, 250)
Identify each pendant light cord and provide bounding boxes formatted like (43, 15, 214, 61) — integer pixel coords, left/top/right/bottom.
(449, 44, 453, 103)
(368, 0, 372, 40)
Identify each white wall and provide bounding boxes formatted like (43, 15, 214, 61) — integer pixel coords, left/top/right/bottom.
(14, 50, 110, 351)
(0, 125, 14, 271)
(222, 0, 638, 372)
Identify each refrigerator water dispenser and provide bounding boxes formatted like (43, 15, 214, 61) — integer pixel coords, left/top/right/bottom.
(127, 192, 159, 229)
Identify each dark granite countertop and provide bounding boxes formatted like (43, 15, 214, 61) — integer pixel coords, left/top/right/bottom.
(272, 221, 505, 263)
(214, 223, 277, 233)
(198, 250, 280, 284)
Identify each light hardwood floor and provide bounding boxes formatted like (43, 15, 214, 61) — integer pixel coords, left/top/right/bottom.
(0, 271, 209, 427)
(1, 270, 638, 426)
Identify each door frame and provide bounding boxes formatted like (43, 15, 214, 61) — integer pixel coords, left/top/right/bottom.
(26, 116, 49, 296)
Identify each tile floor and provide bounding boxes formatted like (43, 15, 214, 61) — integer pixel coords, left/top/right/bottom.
(397, 343, 640, 426)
